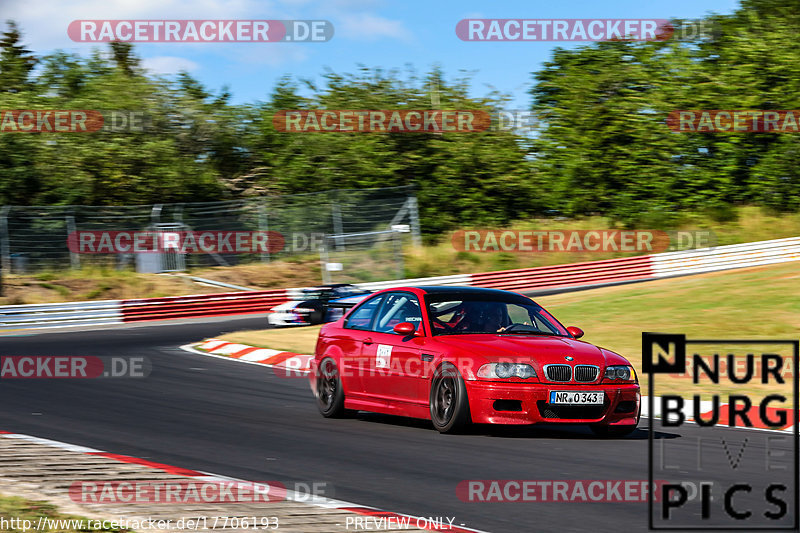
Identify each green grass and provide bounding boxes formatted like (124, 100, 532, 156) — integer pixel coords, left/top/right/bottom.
(82, 282, 113, 300)
(0, 494, 132, 532)
(36, 283, 70, 298)
(401, 206, 800, 280)
(216, 325, 323, 355)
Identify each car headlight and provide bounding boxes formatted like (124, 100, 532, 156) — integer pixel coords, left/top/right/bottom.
(294, 307, 314, 314)
(604, 365, 636, 382)
(477, 363, 537, 379)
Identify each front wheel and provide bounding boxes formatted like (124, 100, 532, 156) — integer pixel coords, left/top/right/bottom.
(430, 363, 470, 433)
(316, 358, 346, 417)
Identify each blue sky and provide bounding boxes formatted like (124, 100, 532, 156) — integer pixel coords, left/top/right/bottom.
(6, 0, 742, 107)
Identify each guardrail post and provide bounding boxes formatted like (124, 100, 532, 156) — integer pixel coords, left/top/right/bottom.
(150, 204, 163, 224)
(393, 230, 404, 279)
(320, 238, 331, 284)
(407, 196, 422, 247)
(258, 205, 270, 263)
(0, 206, 11, 281)
(66, 214, 80, 270)
(332, 203, 344, 251)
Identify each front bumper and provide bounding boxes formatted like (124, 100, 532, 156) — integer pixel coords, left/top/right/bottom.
(465, 380, 640, 426)
(267, 312, 309, 326)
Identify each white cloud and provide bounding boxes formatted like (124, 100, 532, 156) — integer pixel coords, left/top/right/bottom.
(141, 55, 200, 74)
(2, 0, 280, 51)
(224, 44, 309, 67)
(0, 0, 407, 71)
(336, 13, 411, 42)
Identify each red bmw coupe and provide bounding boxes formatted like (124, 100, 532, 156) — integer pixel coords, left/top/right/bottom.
(309, 286, 641, 436)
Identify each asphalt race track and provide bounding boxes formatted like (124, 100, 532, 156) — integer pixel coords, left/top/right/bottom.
(0, 318, 795, 533)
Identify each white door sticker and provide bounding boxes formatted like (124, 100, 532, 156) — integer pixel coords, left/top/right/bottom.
(376, 344, 392, 369)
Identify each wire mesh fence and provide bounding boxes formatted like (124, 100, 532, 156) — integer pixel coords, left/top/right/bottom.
(321, 226, 413, 285)
(0, 186, 421, 281)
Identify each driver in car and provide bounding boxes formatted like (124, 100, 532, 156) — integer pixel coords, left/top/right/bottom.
(455, 302, 513, 332)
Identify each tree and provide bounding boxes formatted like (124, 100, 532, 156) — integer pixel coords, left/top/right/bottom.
(108, 41, 140, 76)
(0, 20, 37, 93)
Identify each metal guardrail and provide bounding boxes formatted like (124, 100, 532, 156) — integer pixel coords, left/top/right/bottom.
(1, 236, 798, 331)
(470, 255, 654, 293)
(0, 300, 122, 329)
(120, 290, 290, 322)
(651, 236, 800, 277)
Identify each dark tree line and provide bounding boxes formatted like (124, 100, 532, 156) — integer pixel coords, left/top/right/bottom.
(0, 0, 798, 234)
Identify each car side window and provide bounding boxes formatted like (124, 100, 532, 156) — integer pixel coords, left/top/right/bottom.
(373, 292, 423, 334)
(344, 295, 384, 331)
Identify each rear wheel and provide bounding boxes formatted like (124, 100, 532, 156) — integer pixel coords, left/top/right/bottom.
(430, 363, 470, 433)
(316, 358, 346, 417)
(307, 304, 325, 325)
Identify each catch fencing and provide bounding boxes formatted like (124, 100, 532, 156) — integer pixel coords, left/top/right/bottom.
(0, 186, 421, 275)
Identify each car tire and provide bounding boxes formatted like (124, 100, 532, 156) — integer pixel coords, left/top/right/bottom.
(316, 358, 347, 417)
(300, 301, 324, 325)
(430, 363, 471, 434)
(308, 305, 325, 325)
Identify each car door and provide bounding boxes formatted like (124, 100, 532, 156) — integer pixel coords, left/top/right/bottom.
(340, 294, 385, 395)
(360, 291, 427, 405)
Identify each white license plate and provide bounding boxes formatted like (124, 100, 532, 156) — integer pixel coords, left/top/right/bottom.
(549, 391, 605, 405)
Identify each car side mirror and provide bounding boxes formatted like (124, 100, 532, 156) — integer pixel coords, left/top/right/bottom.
(393, 322, 418, 335)
(567, 326, 584, 339)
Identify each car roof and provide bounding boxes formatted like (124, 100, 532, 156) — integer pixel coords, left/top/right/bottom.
(416, 285, 511, 294)
(307, 283, 356, 290)
(401, 285, 530, 298)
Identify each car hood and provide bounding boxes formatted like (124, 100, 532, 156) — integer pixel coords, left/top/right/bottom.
(436, 334, 622, 367)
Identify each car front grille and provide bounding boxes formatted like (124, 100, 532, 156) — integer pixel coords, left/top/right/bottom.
(574, 365, 599, 382)
(545, 364, 571, 382)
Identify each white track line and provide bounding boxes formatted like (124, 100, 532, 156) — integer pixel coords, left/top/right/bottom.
(179, 343, 310, 375)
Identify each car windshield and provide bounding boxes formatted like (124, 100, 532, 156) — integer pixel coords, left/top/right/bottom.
(301, 289, 327, 300)
(425, 295, 569, 336)
(334, 286, 367, 297)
